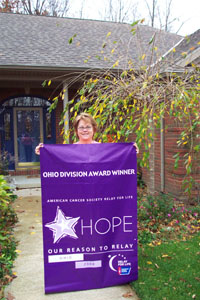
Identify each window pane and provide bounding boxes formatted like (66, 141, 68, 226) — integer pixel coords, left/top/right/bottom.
(4, 112, 11, 141)
(17, 110, 40, 163)
(46, 112, 52, 139)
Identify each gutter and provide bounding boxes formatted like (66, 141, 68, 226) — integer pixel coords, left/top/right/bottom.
(0, 65, 122, 73)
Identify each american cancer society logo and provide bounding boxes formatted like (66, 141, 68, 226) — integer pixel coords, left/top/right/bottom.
(118, 266, 131, 275)
(108, 254, 131, 275)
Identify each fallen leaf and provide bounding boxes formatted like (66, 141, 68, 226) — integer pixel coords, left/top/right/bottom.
(149, 268, 154, 272)
(4, 275, 13, 283)
(12, 272, 17, 278)
(122, 292, 134, 298)
(195, 277, 200, 282)
(147, 261, 152, 264)
(162, 254, 172, 259)
(155, 263, 159, 269)
(162, 254, 169, 258)
(15, 249, 21, 253)
(179, 278, 186, 282)
(16, 210, 25, 213)
(7, 292, 15, 300)
(30, 232, 36, 235)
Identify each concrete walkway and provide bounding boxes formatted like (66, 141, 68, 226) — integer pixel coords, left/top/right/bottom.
(5, 188, 139, 300)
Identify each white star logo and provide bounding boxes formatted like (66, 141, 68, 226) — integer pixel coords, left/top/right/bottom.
(45, 207, 80, 243)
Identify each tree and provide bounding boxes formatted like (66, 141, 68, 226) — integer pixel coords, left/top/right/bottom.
(101, 0, 139, 23)
(0, 0, 70, 16)
(47, 22, 199, 198)
(78, 0, 85, 19)
(98, 0, 184, 33)
(0, 0, 17, 12)
(144, 0, 157, 27)
(144, 0, 179, 32)
(20, 0, 70, 16)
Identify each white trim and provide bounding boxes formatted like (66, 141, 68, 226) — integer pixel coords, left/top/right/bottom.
(63, 83, 69, 143)
(175, 47, 200, 67)
(149, 37, 184, 70)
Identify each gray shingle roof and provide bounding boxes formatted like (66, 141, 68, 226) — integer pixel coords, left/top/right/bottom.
(0, 12, 182, 70)
(157, 29, 200, 72)
(170, 29, 200, 63)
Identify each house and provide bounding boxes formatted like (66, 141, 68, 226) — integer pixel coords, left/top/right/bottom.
(142, 29, 200, 200)
(1, 12, 197, 199)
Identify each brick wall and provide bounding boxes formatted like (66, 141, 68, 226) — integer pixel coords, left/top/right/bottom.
(142, 115, 200, 201)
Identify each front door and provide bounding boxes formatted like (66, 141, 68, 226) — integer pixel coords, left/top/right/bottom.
(14, 108, 43, 168)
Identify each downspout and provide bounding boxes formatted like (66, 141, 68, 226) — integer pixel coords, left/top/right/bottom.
(161, 116, 165, 192)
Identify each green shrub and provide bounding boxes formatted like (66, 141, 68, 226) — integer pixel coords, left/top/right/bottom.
(138, 193, 174, 222)
(0, 152, 10, 176)
(0, 175, 18, 296)
(137, 191, 200, 245)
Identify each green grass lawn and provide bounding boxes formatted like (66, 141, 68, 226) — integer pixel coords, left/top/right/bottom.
(132, 232, 200, 300)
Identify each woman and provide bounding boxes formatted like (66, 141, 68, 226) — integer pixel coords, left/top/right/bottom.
(35, 113, 98, 155)
(73, 112, 99, 144)
(35, 112, 139, 154)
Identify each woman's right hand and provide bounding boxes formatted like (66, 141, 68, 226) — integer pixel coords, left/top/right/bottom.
(35, 143, 44, 155)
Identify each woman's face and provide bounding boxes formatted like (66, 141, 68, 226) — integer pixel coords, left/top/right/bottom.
(77, 119, 94, 143)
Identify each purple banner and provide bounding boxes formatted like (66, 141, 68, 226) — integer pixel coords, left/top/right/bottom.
(40, 143, 138, 294)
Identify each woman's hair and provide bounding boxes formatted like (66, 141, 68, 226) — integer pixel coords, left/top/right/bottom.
(73, 113, 98, 138)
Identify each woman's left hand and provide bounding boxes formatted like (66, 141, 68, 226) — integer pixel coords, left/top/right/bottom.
(133, 142, 139, 154)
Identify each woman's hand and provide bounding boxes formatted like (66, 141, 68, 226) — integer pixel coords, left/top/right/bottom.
(133, 142, 139, 154)
(35, 143, 44, 155)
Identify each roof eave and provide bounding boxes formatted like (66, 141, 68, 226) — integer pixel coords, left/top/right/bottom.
(0, 64, 122, 73)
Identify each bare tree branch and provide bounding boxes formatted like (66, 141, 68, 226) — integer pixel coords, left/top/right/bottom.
(144, 0, 158, 27)
(6, 0, 70, 16)
(103, 0, 140, 23)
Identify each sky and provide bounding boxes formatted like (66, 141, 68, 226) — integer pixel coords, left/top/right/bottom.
(68, 0, 200, 36)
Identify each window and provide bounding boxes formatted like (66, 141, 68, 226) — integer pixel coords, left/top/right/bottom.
(3, 96, 51, 107)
